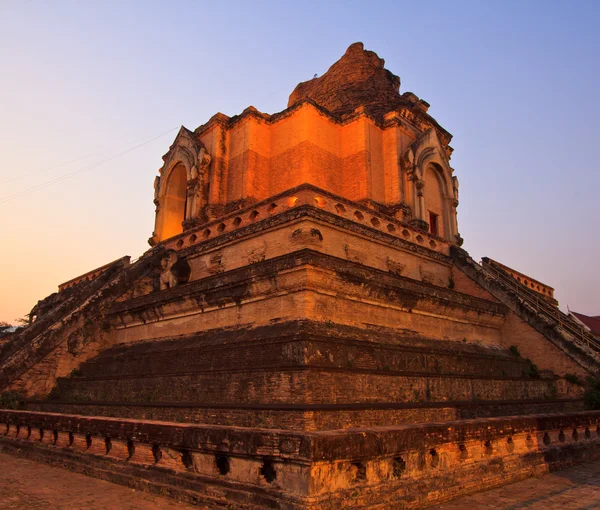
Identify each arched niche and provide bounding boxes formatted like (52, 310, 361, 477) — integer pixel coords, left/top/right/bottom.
(422, 163, 449, 239)
(159, 163, 188, 240)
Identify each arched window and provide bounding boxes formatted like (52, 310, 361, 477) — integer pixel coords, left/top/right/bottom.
(422, 164, 447, 239)
(161, 163, 187, 239)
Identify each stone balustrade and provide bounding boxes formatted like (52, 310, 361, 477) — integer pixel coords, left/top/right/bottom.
(0, 409, 600, 508)
(58, 257, 131, 292)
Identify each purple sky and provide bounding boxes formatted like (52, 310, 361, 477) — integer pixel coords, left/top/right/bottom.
(1, 0, 599, 323)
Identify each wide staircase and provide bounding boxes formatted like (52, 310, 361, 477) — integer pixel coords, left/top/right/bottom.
(480, 257, 600, 358)
(453, 246, 600, 374)
(0, 257, 130, 367)
(0, 248, 165, 394)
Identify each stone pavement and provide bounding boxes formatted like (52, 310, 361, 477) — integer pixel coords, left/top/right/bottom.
(0, 452, 599, 509)
(432, 460, 600, 510)
(0, 453, 198, 509)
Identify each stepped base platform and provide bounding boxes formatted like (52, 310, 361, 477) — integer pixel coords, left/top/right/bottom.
(1, 409, 600, 509)
(20, 320, 580, 432)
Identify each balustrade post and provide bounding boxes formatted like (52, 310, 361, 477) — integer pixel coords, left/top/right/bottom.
(55, 431, 71, 447)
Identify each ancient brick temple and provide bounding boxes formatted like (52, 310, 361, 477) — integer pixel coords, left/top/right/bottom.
(1, 43, 600, 509)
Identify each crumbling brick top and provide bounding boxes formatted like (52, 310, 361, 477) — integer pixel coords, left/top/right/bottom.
(289, 42, 414, 122)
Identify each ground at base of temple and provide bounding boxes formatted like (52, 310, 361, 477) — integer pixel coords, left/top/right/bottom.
(0, 452, 198, 509)
(0, 453, 599, 510)
(431, 461, 600, 510)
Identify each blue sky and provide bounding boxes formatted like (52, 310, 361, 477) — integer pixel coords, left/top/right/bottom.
(0, 0, 599, 322)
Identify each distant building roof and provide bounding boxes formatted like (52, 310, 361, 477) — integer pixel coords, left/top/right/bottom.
(570, 311, 600, 337)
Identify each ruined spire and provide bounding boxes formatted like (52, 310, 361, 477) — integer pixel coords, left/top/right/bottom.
(288, 42, 402, 120)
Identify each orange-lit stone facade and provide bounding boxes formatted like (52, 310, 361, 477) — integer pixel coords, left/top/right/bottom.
(151, 55, 460, 248)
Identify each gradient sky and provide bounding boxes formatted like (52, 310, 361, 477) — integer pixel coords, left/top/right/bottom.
(1, 0, 599, 323)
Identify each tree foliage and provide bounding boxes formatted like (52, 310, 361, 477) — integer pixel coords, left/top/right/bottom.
(0, 391, 23, 410)
(584, 378, 600, 410)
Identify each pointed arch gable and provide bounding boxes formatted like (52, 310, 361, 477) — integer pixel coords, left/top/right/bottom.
(151, 126, 212, 244)
(158, 126, 206, 195)
(402, 128, 459, 242)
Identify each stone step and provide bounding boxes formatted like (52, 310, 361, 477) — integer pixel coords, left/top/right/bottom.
(75, 325, 534, 380)
(25, 398, 583, 431)
(51, 366, 557, 407)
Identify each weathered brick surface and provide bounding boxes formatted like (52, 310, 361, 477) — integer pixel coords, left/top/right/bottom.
(288, 42, 402, 121)
(2, 43, 599, 510)
(26, 400, 584, 432)
(453, 247, 597, 378)
(4, 450, 600, 510)
(46, 369, 557, 407)
(0, 410, 600, 508)
(501, 311, 589, 378)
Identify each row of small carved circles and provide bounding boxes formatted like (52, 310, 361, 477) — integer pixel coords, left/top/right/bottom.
(174, 194, 439, 252)
(332, 201, 438, 249)
(3, 423, 600, 486)
(3, 423, 278, 484)
(514, 274, 552, 296)
(352, 426, 600, 484)
(176, 203, 282, 249)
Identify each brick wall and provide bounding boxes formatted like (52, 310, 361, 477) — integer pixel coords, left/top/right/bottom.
(500, 311, 588, 379)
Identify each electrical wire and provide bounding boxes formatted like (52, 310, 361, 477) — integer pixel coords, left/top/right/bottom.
(0, 126, 178, 205)
(0, 153, 96, 185)
(0, 127, 183, 185)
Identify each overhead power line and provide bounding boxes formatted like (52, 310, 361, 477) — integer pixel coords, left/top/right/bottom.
(0, 126, 178, 205)
(0, 127, 182, 185)
(0, 153, 96, 185)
